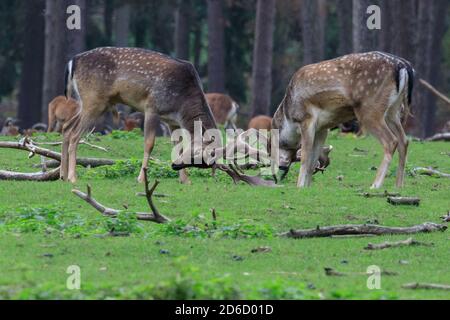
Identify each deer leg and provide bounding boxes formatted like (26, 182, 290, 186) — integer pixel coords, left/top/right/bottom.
(60, 115, 80, 180)
(297, 122, 316, 188)
(168, 124, 191, 185)
(138, 113, 157, 183)
(368, 121, 398, 189)
(386, 116, 408, 188)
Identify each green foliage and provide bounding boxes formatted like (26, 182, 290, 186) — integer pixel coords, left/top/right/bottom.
(110, 129, 142, 140)
(104, 211, 143, 234)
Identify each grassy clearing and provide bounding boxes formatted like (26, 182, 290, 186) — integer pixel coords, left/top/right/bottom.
(0, 131, 449, 299)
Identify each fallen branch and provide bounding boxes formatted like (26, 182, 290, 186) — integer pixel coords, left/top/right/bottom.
(72, 168, 170, 224)
(34, 140, 108, 152)
(419, 79, 450, 107)
(36, 158, 116, 169)
(0, 167, 60, 181)
(324, 267, 398, 277)
(441, 212, 450, 223)
(280, 222, 447, 239)
(412, 167, 450, 179)
(0, 138, 61, 161)
(387, 197, 420, 206)
(215, 164, 277, 187)
(426, 132, 450, 142)
(359, 191, 401, 198)
(364, 238, 433, 250)
(402, 282, 450, 290)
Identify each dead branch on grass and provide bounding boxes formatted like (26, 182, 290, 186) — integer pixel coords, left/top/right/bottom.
(364, 238, 433, 250)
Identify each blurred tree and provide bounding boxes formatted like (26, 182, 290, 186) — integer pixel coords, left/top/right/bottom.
(336, 0, 353, 55)
(17, 0, 45, 128)
(114, 2, 131, 47)
(207, 0, 226, 93)
(104, 0, 114, 44)
(66, 0, 87, 59)
(42, 0, 68, 122)
(250, 0, 276, 117)
(174, 0, 191, 60)
(352, 0, 378, 52)
(301, 0, 327, 65)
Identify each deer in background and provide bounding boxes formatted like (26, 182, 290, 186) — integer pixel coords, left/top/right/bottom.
(48, 96, 81, 133)
(0, 118, 19, 136)
(248, 115, 272, 130)
(205, 93, 239, 130)
(61, 47, 219, 184)
(273, 51, 414, 188)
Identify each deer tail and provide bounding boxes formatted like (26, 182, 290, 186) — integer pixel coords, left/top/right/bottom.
(64, 59, 77, 100)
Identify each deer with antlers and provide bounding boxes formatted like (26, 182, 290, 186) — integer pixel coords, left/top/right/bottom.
(61, 47, 272, 186)
(273, 52, 414, 188)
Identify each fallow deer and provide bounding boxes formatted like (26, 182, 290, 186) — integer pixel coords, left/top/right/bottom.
(273, 51, 414, 189)
(48, 96, 81, 133)
(248, 115, 272, 130)
(61, 47, 220, 184)
(205, 93, 239, 130)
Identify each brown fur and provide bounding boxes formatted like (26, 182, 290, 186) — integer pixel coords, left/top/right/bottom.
(248, 115, 272, 130)
(205, 93, 239, 129)
(273, 51, 413, 188)
(48, 96, 80, 133)
(61, 47, 217, 183)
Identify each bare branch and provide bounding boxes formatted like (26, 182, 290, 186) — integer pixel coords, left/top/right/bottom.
(412, 167, 450, 179)
(280, 222, 447, 239)
(358, 191, 401, 198)
(403, 283, 450, 290)
(387, 197, 420, 206)
(0, 139, 61, 161)
(364, 238, 433, 250)
(426, 132, 450, 142)
(72, 178, 170, 224)
(419, 79, 450, 107)
(0, 167, 60, 181)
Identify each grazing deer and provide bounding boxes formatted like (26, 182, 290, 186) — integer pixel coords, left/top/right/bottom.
(48, 96, 81, 133)
(273, 52, 414, 188)
(0, 118, 19, 136)
(61, 47, 218, 184)
(248, 115, 272, 130)
(205, 93, 239, 130)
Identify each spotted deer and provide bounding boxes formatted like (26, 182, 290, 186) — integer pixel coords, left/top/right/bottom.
(273, 51, 414, 188)
(61, 47, 218, 184)
(205, 93, 239, 130)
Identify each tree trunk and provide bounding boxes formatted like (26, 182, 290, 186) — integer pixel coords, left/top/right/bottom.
(42, 0, 69, 123)
(352, 0, 378, 52)
(66, 0, 86, 60)
(336, 0, 353, 56)
(114, 3, 131, 47)
(104, 0, 114, 44)
(174, 0, 191, 60)
(301, 0, 324, 65)
(207, 0, 226, 93)
(17, 0, 45, 129)
(411, 0, 449, 138)
(250, 0, 276, 117)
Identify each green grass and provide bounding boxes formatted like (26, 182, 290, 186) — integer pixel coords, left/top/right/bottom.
(0, 131, 449, 299)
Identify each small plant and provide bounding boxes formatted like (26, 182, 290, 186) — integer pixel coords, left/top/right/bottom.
(103, 211, 143, 234)
(110, 129, 142, 140)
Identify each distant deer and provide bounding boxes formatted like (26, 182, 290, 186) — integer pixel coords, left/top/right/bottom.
(61, 47, 218, 184)
(248, 115, 272, 130)
(48, 96, 81, 133)
(0, 118, 19, 136)
(273, 52, 414, 188)
(205, 93, 239, 130)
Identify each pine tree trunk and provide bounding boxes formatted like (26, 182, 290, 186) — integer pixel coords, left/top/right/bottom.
(250, 0, 276, 117)
(42, 0, 68, 123)
(114, 3, 131, 47)
(352, 0, 378, 52)
(17, 0, 46, 129)
(207, 0, 226, 93)
(66, 0, 86, 60)
(336, 0, 353, 55)
(174, 0, 191, 60)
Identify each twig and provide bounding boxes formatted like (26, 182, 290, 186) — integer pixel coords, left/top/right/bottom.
(280, 222, 447, 239)
(402, 282, 450, 290)
(34, 139, 108, 152)
(364, 238, 433, 250)
(72, 169, 170, 223)
(36, 158, 116, 169)
(387, 197, 420, 206)
(441, 211, 450, 223)
(419, 79, 450, 107)
(412, 167, 450, 179)
(359, 190, 401, 198)
(0, 138, 61, 161)
(324, 267, 398, 277)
